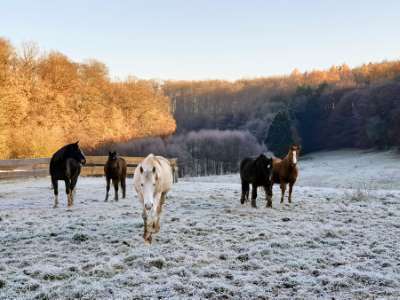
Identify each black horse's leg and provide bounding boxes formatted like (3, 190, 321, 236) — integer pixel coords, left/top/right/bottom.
(251, 184, 258, 208)
(65, 179, 71, 207)
(121, 176, 126, 199)
(70, 176, 78, 206)
(52, 177, 58, 208)
(240, 180, 249, 204)
(265, 184, 273, 208)
(112, 178, 119, 201)
(105, 177, 110, 202)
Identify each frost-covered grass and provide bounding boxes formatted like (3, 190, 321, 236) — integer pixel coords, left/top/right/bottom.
(1, 150, 400, 299)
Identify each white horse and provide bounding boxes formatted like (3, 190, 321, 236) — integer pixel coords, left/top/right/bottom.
(133, 154, 173, 244)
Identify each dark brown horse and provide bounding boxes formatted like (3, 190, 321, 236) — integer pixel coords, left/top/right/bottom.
(49, 142, 86, 208)
(272, 144, 301, 204)
(240, 154, 273, 208)
(104, 151, 127, 201)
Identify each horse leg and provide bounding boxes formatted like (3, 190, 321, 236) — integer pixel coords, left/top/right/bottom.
(52, 178, 58, 208)
(121, 176, 126, 199)
(142, 210, 152, 244)
(154, 216, 161, 233)
(288, 182, 294, 203)
(251, 184, 258, 208)
(240, 180, 249, 204)
(154, 193, 166, 233)
(70, 176, 78, 206)
(112, 178, 119, 201)
(105, 177, 110, 202)
(265, 184, 273, 208)
(157, 192, 166, 215)
(65, 179, 72, 207)
(280, 181, 286, 203)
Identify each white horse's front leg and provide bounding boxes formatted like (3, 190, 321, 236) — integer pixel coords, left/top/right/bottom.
(142, 209, 152, 244)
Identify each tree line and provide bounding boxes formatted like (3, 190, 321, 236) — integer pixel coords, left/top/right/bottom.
(0, 38, 176, 159)
(89, 129, 265, 177)
(3, 35, 400, 177)
(92, 60, 400, 176)
(164, 61, 400, 158)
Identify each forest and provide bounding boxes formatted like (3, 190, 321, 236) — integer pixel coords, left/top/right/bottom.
(0, 38, 176, 159)
(2, 37, 400, 176)
(102, 61, 400, 176)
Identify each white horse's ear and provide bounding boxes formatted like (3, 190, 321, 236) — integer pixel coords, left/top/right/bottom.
(140, 166, 144, 173)
(152, 166, 156, 173)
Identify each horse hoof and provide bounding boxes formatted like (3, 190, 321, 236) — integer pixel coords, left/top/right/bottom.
(53, 205, 58, 209)
(144, 236, 152, 245)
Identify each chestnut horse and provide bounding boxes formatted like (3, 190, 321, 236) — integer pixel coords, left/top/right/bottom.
(272, 144, 301, 204)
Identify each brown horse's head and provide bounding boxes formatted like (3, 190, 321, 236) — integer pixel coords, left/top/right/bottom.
(108, 151, 118, 161)
(288, 144, 301, 166)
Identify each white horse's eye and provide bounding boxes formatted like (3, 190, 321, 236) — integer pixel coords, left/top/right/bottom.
(141, 183, 144, 187)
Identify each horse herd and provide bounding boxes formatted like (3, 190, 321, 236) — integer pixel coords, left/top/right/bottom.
(49, 141, 300, 244)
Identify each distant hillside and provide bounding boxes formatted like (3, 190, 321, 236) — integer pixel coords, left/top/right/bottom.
(0, 38, 176, 159)
(164, 61, 400, 156)
(91, 61, 400, 177)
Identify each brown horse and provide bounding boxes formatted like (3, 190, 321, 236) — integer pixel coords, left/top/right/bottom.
(104, 151, 127, 202)
(272, 144, 301, 204)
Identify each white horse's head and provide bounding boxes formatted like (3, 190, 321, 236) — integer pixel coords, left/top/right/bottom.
(138, 164, 160, 212)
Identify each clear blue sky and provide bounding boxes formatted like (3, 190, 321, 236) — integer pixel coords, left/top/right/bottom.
(1, 0, 400, 80)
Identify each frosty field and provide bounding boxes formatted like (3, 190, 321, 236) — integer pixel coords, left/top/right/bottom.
(1, 150, 400, 299)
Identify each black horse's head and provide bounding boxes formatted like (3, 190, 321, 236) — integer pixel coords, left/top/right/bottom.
(66, 141, 86, 165)
(108, 151, 118, 161)
(255, 154, 273, 182)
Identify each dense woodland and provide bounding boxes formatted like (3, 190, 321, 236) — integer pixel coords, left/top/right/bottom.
(0, 38, 176, 159)
(2, 37, 400, 176)
(164, 62, 400, 145)
(116, 61, 400, 175)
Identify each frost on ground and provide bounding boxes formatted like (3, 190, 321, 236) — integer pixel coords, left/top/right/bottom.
(1, 150, 400, 299)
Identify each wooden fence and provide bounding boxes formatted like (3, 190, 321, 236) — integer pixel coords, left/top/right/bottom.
(0, 156, 178, 182)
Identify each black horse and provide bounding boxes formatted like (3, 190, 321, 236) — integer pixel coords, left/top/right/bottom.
(49, 142, 86, 208)
(240, 154, 273, 208)
(104, 151, 127, 202)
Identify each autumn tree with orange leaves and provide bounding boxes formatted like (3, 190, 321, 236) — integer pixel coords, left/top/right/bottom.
(0, 38, 176, 159)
